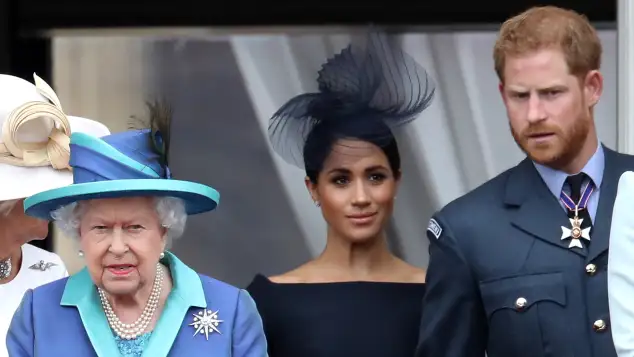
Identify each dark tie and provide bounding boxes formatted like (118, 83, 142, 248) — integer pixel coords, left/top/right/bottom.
(564, 173, 593, 243)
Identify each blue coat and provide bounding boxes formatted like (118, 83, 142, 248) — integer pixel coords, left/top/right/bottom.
(6, 253, 268, 357)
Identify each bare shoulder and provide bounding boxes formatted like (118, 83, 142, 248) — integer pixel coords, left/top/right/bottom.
(268, 274, 304, 284)
(410, 267, 427, 283)
(268, 263, 315, 284)
(396, 260, 427, 283)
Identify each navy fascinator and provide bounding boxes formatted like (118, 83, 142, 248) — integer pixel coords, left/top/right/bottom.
(268, 31, 436, 171)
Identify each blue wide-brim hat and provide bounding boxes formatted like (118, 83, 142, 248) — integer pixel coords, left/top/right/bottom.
(24, 129, 219, 220)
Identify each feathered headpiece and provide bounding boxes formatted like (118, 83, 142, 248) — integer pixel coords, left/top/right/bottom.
(129, 99, 173, 178)
(267, 31, 436, 169)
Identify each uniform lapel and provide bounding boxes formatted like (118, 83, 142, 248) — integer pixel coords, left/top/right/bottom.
(588, 147, 622, 262)
(506, 158, 586, 257)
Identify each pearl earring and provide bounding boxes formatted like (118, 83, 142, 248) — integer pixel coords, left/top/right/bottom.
(78, 250, 84, 257)
(159, 252, 165, 259)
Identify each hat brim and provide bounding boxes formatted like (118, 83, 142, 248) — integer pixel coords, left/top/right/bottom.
(24, 179, 220, 220)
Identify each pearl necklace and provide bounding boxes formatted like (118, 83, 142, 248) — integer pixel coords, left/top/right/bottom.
(98, 264, 164, 340)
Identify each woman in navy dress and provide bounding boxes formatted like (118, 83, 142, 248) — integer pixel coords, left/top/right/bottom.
(247, 32, 436, 357)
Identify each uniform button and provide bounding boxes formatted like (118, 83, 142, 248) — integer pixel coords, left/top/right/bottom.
(515, 297, 527, 310)
(586, 264, 597, 275)
(593, 319, 607, 332)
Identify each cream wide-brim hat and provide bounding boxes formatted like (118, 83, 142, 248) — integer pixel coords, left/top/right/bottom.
(0, 73, 110, 202)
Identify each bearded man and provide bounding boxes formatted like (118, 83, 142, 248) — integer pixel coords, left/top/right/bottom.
(416, 6, 630, 357)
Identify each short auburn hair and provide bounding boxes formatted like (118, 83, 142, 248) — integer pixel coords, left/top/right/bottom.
(493, 6, 602, 82)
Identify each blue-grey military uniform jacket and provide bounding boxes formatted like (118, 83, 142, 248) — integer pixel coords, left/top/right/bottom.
(416, 146, 634, 357)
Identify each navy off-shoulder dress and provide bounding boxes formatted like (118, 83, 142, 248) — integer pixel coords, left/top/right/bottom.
(247, 274, 426, 357)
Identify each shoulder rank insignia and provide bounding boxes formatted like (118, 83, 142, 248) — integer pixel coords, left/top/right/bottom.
(427, 218, 442, 239)
(29, 260, 57, 271)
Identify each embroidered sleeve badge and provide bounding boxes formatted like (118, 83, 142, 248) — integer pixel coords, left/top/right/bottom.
(427, 218, 442, 239)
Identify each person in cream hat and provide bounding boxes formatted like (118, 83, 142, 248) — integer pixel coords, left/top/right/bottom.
(0, 73, 110, 357)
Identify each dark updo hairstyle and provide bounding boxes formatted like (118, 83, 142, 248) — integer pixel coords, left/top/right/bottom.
(302, 116, 401, 183)
(267, 31, 435, 183)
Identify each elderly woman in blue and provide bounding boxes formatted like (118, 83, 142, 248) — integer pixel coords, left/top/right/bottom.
(5, 103, 268, 357)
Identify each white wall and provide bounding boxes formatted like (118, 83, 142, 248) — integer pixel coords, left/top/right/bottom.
(51, 29, 617, 284)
